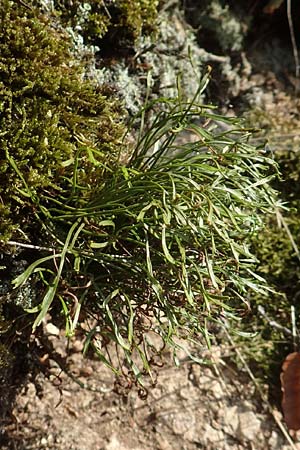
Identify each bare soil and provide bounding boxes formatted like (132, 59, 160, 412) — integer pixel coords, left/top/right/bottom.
(1, 323, 298, 450)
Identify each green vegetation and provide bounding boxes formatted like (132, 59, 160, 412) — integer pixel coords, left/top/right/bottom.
(0, 0, 126, 370)
(53, 0, 159, 45)
(0, 0, 126, 241)
(2, 70, 280, 381)
(229, 97, 300, 385)
(239, 149, 300, 375)
(0, 0, 285, 384)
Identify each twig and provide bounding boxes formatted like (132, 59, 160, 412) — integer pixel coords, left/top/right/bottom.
(3, 240, 56, 253)
(17, 0, 33, 10)
(258, 305, 292, 336)
(291, 305, 297, 351)
(276, 209, 300, 262)
(194, 48, 228, 64)
(287, 0, 300, 79)
(160, 0, 179, 12)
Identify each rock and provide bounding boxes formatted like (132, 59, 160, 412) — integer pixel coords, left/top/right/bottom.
(45, 322, 60, 336)
(179, 384, 200, 401)
(104, 434, 144, 450)
(222, 405, 239, 434)
(79, 366, 93, 377)
(170, 411, 195, 435)
(202, 423, 225, 446)
(72, 339, 84, 353)
(268, 430, 281, 449)
(40, 437, 47, 446)
(157, 435, 174, 450)
(209, 379, 224, 400)
(237, 410, 261, 441)
(105, 435, 125, 450)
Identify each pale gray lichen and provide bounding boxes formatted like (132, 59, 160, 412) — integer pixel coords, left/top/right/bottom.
(140, 12, 203, 99)
(92, 10, 207, 115)
(184, 0, 248, 53)
(207, 1, 245, 52)
(95, 64, 144, 114)
(0, 259, 37, 310)
(38, 0, 55, 11)
(56, 5, 246, 116)
(66, 26, 100, 59)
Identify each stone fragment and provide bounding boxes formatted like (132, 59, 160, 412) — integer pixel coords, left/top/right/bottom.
(157, 434, 173, 450)
(72, 339, 84, 352)
(105, 435, 126, 450)
(222, 405, 239, 434)
(237, 410, 261, 441)
(268, 430, 281, 449)
(209, 379, 224, 400)
(202, 424, 225, 445)
(170, 411, 195, 435)
(45, 322, 60, 336)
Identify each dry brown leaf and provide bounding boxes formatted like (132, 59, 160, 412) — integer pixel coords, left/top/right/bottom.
(281, 352, 300, 431)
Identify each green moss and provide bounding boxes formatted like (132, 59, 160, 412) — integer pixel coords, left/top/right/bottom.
(253, 151, 300, 299)
(0, 343, 12, 370)
(245, 95, 300, 303)
(53, 0, 159, 46)
(233, 103, 300, 383)
(234, 205, 300, 384)
(118, 0, 159, 39)
(0, 0, 126, 241)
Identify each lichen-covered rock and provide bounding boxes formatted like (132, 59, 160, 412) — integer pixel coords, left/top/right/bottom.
(94, 9, 207, 114)
(52, 0, 159, 47)
(184, 0, 250, 53)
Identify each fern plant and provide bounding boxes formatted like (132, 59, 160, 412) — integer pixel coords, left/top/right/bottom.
(7, 72, 280, 380)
